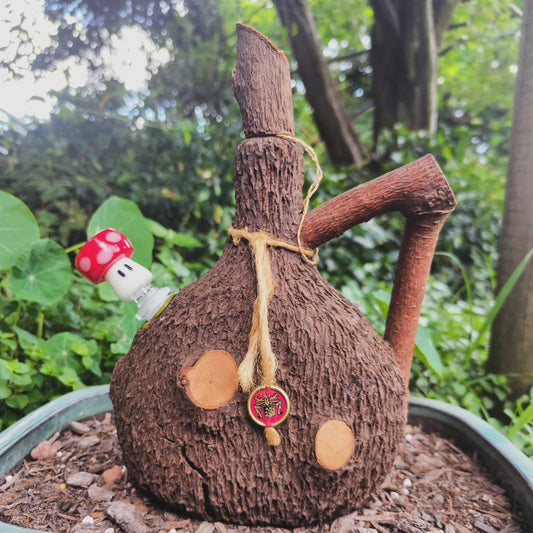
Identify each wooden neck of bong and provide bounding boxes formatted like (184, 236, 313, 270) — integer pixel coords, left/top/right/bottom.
(232, 137, 305, 243)
(231, 24, 305, 242)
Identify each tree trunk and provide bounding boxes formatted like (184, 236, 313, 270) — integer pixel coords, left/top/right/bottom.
(110, 24, 405, 527)
(489, 0, 533, 396)
(370, 0, 457, 139)
(272, 0, 369, 165)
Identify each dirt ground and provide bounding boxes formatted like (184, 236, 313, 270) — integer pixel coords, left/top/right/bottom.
(0, 413, 526, 533)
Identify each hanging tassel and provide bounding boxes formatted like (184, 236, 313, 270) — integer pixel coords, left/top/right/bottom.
(264, 426, 281, 446)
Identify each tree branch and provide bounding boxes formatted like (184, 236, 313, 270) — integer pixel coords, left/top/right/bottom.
(301, 155, 456, 387)
(272, 0, 368, 165)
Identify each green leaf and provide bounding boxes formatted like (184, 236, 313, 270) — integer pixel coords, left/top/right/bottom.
(6, 394, 29, 410)
(43, 332, 84, 359)
(373, 289, 443, 376)
(111, 302, 141, 354)
(72, 339, 97, 357)
(0, 384, 12, 399)
(170, 233, 203, 248)
(11, 374, 32, 386)
(507, 402, 533, 439)
(0, 191, 40, 270)
(466, 248, 533, 361)
(373, 290, 391, 318)
(57, 367, 84, 389)
(413, 325, 444, 377)
(13, 327, 43, 356)
(10, 239, 72, 305)
(87, 196, 153, 268)
(147, 219, 202, 248)
(0, 359, 15, 381)
(8, 360, 32, 374)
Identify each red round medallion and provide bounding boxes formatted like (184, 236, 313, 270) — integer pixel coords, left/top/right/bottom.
(247, 385, 290, 428)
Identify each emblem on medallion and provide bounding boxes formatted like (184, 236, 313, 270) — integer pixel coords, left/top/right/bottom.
(247, 385, 290, 428)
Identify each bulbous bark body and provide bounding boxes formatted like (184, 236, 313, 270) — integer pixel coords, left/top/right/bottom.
(110, 26, 405, 527)
(111, 137, 404, 526)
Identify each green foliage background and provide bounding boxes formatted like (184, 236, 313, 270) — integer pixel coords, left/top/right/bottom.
(1, 0, 532, 454)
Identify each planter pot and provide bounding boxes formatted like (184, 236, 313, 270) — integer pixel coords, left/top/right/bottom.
(0, 387, 532, 532)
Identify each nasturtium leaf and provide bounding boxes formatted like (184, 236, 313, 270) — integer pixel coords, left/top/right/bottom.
(87, 196, 153, 268)
(0, 191, 40, 270)
(43, 332, 85, 358)
(11, 239, 72, 305)
(40, 332, 86, 386)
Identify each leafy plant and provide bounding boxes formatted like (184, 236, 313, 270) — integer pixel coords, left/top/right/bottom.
(0, 193, 203, 429)
(505, 388, 533, 456)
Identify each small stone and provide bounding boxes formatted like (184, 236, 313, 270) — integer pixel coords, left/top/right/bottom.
(31, 433, 60, 460)
(88, 484, 114, 502)
(68, 421, 91, 435)
(1, 474, 14, 489)
(71, 524, 111, 533)
(330, 514, 359, 533)
(31, 440, 54, 460)
(195, 522, 216, 533)
(66, 471, 96, 488)
(82, 516, 95, 524)
(77, 435, 101, 449)
(214, 522, 227, 533)
(106, 501, 150, 533)
(102, 465, 123, 485)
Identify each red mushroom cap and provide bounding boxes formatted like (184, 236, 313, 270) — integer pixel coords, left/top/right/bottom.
(75, 228, 134, 284)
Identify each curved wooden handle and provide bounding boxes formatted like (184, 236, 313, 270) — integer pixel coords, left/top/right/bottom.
(301, 155, 456, 388)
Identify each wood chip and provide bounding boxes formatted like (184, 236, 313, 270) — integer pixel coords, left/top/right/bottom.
(88, 484, 114, 502)
(65, 471, 96, 488)
(68, 421, 91, 435)
(106, 501, 151, 533)
(77, 435, 101, 449)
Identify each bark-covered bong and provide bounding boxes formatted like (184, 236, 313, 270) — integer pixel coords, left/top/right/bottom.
(108, 25, 456, 527)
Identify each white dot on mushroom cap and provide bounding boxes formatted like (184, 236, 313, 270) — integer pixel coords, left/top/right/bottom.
(105, 231, 122, 243)
(97, 248, 114, 265)
(79, 257, 92, 272)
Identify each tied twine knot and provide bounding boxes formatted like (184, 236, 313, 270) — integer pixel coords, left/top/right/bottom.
(230, 134, 323, 446)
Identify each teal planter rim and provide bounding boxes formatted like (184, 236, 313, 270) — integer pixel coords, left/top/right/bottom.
(0, 387, 531, 532)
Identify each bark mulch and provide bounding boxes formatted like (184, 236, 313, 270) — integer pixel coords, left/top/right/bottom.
(0, 413, 525, 533)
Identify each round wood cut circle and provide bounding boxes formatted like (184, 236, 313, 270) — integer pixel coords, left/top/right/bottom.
(179, 350, 238, 410)
(315, 419, 356, 471)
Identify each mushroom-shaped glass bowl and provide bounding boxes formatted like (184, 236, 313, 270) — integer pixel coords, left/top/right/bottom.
(76, 228, 172, 321)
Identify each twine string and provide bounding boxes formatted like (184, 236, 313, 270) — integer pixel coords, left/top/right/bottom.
(275, 133, 323, 266)
(230, 134, 323, 444)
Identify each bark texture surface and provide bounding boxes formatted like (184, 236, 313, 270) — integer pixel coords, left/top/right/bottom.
(111, 25, 405, 527)
(489, 0, 533, 395)
(370, 0, 458, 138)
(272, 0, 368, 165)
